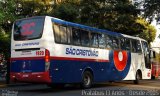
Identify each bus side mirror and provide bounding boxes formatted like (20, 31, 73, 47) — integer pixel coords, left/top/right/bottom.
(150, 50, 156, 58)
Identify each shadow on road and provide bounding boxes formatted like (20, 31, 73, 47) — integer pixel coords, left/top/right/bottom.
(18, 81, 136, 93)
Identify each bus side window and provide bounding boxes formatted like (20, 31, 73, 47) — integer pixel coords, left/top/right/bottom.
(112, 36, 119, 49)
(142, 41, 149, 56)
(106, 35, 113, 49)
(53, 23, 68, 44)
(125, 38, 131, 51)
(53, 23, 61, 43)
(131, 40, 142, 53)
(120, 37, 125, 50)
(67, 27, 72, 44)
(90, 32, 98, 47)
(81, 30, 90, 47)
(98, 33, 106, 48)
(136, 40, 142, 53)
(59, 26, 67, 43)
(72, 28, 81, 46)
(131, 40, 137, 52)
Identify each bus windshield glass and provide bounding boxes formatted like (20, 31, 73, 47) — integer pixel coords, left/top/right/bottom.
(13, 17, 44, 40)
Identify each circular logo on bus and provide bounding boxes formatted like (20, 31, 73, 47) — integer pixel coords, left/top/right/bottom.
(113, 51, 128, 71)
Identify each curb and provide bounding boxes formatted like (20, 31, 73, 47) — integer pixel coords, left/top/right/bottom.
(0, 83, 32, 88)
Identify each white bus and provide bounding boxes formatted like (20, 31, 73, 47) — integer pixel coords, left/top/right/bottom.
(10, 16, 152, 88)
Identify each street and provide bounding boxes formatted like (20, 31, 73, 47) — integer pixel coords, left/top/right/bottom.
(0, 79, 160, 96)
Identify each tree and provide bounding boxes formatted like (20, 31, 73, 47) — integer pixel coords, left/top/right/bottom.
(51, 0, 156, 41)
(80, 0, 142, 35)
(144, 0, 160, 22)
(0, 0, 16, 59)
(51, 0, 80, 22)
(16, 0, 52, 17)
(136, 18, 156, 44)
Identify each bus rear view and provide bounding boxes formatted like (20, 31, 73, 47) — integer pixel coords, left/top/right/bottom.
(10, 16, 51, 83)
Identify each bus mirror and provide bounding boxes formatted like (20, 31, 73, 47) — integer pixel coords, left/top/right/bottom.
(150, 50, 156, 58)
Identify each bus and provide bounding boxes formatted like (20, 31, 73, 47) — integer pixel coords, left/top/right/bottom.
(151, 61, 160, 79)
(10, 16, 152, 88)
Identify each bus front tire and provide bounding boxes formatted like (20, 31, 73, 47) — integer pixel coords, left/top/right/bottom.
(151, 75, 155, 79)
(81, 71, 93, 89)
(133, 71, 141, 84)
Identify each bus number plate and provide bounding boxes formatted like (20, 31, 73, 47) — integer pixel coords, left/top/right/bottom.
(36, 51, 44, 56)
(22, 74, 29, 77)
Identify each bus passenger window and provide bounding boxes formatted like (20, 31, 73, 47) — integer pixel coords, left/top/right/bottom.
(120, 38, 125, 50)
(60, 26, 67, 43)
(142, 41, 149, 56)
(131, 40, 142, 53)
(72, 28, 81, 45)
(112, 36, 119, 49)
(131, 40, 137, 52)
(125, 38, 131, 51)
(53, 24, 61, 43)
(98, 34, 106, 48)
(106, 35, 113, 49)
(136, 40, 142, 53)
(90, 32, 98, 47)
(81, 30, 90, 46)
(67, 27, 72, 44)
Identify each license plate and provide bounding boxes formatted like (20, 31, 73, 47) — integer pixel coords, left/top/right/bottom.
(22, 74, 29, 77)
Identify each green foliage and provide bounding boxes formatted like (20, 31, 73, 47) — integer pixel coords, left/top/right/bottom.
(16, 0, 50, 17)
(144, 0, 160, 22)
(136, 18, 156, 43)
(79, 0, 144, 35)
(0, 0, 17, 59)
(52, 1, 80, 22)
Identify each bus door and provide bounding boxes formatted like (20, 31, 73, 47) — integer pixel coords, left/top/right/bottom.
(131, 40, 143, 76)
(142, 41, 151, 79)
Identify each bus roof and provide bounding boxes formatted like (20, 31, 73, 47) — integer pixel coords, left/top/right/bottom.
(52, 17, 122, 37)
(17, 16, 145, 41)
(51, 17, 146, 41)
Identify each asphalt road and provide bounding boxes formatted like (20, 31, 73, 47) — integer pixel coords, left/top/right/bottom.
(0, 79, 160, 96)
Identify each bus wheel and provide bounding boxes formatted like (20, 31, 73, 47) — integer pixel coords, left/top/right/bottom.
(81, 71, 93, 89)
(133, 71, 141, 84)
(151, 75, 155, 79)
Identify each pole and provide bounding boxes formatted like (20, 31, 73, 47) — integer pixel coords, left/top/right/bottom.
(158, 49, 160, 78)
(6, 58, 10, 84)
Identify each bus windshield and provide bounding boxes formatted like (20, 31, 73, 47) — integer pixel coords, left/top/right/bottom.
(13, 17, 44, 41)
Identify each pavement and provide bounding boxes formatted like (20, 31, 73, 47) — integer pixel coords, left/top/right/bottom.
(0, 79, 6, 88)
(0, 77, 160, 88)
(0, 78, 32, 88)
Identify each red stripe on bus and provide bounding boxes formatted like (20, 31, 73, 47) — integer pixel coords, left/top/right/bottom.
(50, 56, 109, 62)
(10, 57, 44, 61)
(10, 56, 109, 62)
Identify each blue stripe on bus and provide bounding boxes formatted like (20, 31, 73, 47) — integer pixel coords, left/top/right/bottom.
(52, 18, 123, 37)
(10, 59, 45, 72)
